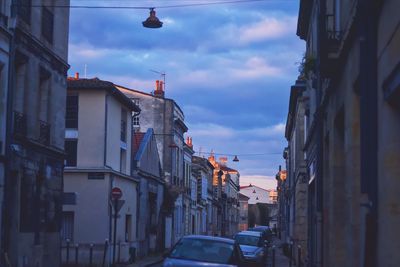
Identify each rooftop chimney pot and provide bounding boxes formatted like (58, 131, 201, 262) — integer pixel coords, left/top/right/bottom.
(154, 80, 165, 98)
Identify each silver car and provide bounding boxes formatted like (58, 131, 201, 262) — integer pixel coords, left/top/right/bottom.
(234, 231, 267, 266)
(162, 235, 249, 267)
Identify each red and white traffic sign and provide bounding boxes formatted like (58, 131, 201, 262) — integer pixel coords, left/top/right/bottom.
(111, 187, 123, 200)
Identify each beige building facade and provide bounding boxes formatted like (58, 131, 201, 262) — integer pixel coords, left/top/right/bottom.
(296, 0, 400, 266)
(238, 193, 250, 231)
(1, 1, 70, 266)
(0, 0, 11, 258)
(63, 77, 140, 265)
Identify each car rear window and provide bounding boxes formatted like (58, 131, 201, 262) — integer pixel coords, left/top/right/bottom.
(169, 238, 234, 264)
(235, 235, 261, 247)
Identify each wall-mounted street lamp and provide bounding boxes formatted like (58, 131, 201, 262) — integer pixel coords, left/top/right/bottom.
(142, 8, 163, 28)
(232, 155, 239, 162)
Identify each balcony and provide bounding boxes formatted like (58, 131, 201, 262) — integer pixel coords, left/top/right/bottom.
(38, 120, 51, 145)
(13, 111, 27, 137)
(0, 13, 8, 27)
(326, 15, 342, 54)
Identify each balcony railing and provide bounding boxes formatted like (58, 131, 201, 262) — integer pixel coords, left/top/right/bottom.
(326, 15, 342, 53)
(39, 120, 50, 145)
(0, 13, 8, 27)
(13, 111, 27, 137)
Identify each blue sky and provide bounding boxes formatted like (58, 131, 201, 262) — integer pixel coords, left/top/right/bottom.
(68, 0, 304, 190)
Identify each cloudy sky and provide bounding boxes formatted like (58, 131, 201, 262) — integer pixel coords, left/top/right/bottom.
(68, 0, 304, 190)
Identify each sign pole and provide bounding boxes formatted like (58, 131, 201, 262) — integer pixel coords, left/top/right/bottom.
(110, 187, 123, 267)
(113, 199, 118, 266)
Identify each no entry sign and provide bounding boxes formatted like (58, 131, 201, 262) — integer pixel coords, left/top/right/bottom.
(111, 187, 122, 200)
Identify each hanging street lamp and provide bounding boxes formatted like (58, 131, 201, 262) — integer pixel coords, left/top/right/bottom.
(142, 8, 163, 28)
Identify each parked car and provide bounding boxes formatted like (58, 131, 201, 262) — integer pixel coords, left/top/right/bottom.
(162, 235, 250, 267)
(247, 225, 273, 242)
(234, 231, 267, 266)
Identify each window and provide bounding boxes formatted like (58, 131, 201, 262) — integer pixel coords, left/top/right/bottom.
(133, 115, 140, 127)
(63, 192, 77, 205)
(41, 7, 54, 43)
(88, 172, 105, 180)
(61, 211, 74, 241)
(121, 109, 127, 142)
(16, 0, 31, 24)
(120, 148, 126, 173)
(38, 68, 50, 121)
(131, 99, 140, 127)
(0, 63, 4, 153)
(65, 139, 77, 166)
(66, 95, 78, 128)
(15, 57, 27, 113)
(175, 149, 180, 177)
(125, 214, 132, 242)
(334, 0, 341, 32)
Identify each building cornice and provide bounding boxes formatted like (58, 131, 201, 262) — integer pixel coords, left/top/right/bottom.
(136, 169, 165, 185)
(15, 27, 69, 75)
(297, 0, 313, 40)
(64, 167, 140, 183)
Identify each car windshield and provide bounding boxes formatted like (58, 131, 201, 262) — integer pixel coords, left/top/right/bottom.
(169, 238, 234, 264)
(249, 228, 263, 232)
(235, 235, 260, 247)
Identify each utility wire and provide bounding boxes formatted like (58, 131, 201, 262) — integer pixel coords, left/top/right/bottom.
(195, 151, 282, 157)
(22, 0, 295, 9)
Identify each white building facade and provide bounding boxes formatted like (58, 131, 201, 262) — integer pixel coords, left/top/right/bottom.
(63, 77, 140, 265)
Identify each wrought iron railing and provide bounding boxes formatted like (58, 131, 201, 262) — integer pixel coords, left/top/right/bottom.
(0, 13, 8, 26)
(326, 15, 342, 53)
(13, 111, 27, 137)
(39, 120, 51, 145)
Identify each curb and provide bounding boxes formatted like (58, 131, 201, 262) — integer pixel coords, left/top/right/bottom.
(144, 258, 163, 266)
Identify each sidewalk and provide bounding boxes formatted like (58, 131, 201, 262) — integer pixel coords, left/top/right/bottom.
(267, 237, 291, 267)
(116, 253, 163, 267)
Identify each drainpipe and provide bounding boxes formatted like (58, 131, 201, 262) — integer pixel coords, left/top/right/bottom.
(2, 12, 16, 264)
(359, 1, 379, 266)
(314, 0, 327, 266)
(103, 94, 113, 265)
(104, 94, 109, 166)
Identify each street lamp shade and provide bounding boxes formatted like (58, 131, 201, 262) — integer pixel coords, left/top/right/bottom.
(143, 8, 163, 28)
(233, 155, 239, 162)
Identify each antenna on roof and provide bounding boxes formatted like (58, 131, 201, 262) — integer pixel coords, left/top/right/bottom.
(150, 69, 166, 91)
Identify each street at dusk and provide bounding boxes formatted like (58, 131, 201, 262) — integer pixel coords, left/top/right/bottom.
(0, 0, 399, 267)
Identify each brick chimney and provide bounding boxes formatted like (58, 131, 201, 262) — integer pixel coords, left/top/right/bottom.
(154, 80, 165, 98)
(75, 72, 79, 79)
(186, 137, 193, 148)
(219, 157, 228, 166)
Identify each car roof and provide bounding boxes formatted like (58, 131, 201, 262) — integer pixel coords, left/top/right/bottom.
(182, 235, 235, 244)
(236, 231, 262, 237)
(253, 226, 270, 229)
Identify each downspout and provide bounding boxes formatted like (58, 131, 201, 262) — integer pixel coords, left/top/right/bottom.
(104, 93, 113, 264)
(135, 177, 140, 254)
(132, 107, 141, 255)
(359, 1, 379, 266)
(315, 0, 327, 265)
(2, 12, 16, 263)
(104, 94, 109, 166)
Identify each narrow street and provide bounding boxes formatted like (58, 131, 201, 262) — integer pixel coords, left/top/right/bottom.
(148, 236, 291, 267)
